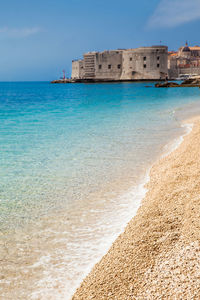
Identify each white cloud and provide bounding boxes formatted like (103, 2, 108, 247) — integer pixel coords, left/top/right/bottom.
(0, 27, 42, 38)
(148, 0, 200, 28)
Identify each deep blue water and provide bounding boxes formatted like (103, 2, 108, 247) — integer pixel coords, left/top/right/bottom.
(0, 81, 200, 299)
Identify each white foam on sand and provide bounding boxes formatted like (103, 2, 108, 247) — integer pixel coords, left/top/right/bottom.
(162, 123, 193, 158)
(64, 171, 150, 300)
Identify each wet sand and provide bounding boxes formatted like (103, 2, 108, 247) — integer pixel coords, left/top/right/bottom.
(72, 117, 200, 299)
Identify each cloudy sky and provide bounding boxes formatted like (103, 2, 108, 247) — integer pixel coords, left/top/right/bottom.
(0, 0, 200, 81)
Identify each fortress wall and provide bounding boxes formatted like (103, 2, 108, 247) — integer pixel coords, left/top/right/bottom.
(79, 60, 84, 79)
(168, 68, 178, 80)
(71, 61, 80, 79)
(178, 67, 200, 76)
(83, 53, 96, 79)
(168, 67, 200, 80)
(71, 60, 84, 79)
(95, 51, 122, 80)
(121, 46, 168, 80)
(71, 46, 168, 81)
(168, 57, 177, 70)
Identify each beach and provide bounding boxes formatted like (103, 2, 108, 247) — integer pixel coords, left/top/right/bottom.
(1, 82, 200, 299)
(72, 117, 200, 299)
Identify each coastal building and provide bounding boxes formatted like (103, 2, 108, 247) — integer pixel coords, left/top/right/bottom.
(71, 46, 168, 81)
(168, 42, 200, 79)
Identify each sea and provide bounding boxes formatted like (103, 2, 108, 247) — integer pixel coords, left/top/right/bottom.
(0, 81, 200, 299)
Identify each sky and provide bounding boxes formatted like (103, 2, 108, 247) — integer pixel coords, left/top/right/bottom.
(0, 0, 200, 81)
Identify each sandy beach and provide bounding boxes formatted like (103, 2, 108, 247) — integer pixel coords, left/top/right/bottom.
(72, 117, 200, 299)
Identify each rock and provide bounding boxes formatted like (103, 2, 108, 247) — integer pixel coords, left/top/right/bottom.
(180, 78, 200, 87)
(51, 79, 75, 84)
(155, 78, 200, 88)
(155, 82, 180, 87)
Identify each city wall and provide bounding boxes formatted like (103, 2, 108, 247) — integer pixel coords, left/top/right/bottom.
(168, 67, 200, 79)
(121, 47, 168, 80)
(71, 46, 168, 81)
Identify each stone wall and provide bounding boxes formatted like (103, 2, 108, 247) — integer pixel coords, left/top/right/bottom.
(83, 53, 96, 79)
(168, 67, 200, 79)
(95, 50, 123, 80)
(121, 46, 168, 80)
(71, 60, 84, 79)
(178, 67, 200, 77)
(79, 60, 84, 78)
(71, 46, 168, 81)
(168, 68, 178, 80)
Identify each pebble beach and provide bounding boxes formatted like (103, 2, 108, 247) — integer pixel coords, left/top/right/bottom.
(72, 117, 200, 299)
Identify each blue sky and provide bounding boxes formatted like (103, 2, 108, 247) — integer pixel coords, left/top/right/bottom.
(0, 0, 200, 81)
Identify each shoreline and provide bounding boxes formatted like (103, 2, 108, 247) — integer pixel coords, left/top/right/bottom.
(67, 121, 188, 299)
(71, 116, 200, 299)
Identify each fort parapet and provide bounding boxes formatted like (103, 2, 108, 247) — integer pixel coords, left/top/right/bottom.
(71, 46, 168, 82)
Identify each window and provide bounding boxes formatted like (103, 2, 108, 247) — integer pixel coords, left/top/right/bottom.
(130, 57, 132, 61)
(99, 64, 102, 69)
(144, 64, 146, 68)
(108, 64, 111, 69)
(157, 64, 160, 68)
(117, 64, 121, 69)
(157, 56, 160, 60)
(143, 56, 146, 61)
(132, 71, 135, 75)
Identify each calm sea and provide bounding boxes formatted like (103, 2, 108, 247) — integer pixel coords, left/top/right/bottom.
(0, 82, 200, 299)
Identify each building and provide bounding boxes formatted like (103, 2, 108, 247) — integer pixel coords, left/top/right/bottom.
(168, 42, 200, 79)
(71, 46, 168, 81)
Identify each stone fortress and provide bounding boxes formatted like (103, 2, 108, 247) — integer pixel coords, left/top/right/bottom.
(71, 46, 168, 81)
(70, 42, 200, 82)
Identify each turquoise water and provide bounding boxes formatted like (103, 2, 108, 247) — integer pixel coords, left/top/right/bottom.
(0, 82, 200, 299)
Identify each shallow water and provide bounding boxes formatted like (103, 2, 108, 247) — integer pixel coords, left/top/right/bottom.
(0, 82, 200, 299)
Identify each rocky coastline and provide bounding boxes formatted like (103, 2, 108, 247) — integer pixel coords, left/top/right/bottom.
(155, 77, 200, 88)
